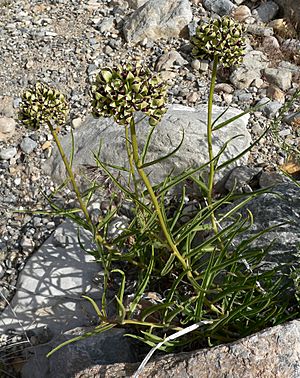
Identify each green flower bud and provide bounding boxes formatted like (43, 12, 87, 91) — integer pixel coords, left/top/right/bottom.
(191, 16, 246, 68)
(19, 82, 69, 129)
(90, 63, 168, 126)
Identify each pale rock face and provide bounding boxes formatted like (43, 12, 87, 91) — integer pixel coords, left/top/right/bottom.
(75, 320, 300, 378)
(0, 219, 101, 334)
(44, 104, 251, 190)
(123, 0, 193, 43)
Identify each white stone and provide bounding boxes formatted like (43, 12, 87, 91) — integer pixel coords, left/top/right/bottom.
(0, 117, 15, 141)
(71, 117, 83, 129)
(0, 146, 17, 160)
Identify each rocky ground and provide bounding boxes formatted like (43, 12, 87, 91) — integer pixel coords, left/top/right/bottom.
(0, 0, 300, 375)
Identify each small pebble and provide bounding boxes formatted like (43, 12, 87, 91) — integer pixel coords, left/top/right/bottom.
(0, 147, 17, 160)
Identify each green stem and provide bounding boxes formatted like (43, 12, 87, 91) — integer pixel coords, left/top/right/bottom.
(129, 120, 191, 276)
(207, 55, 219, 234)
(47, 121, 109, 249)
(125, 125, 136, 188)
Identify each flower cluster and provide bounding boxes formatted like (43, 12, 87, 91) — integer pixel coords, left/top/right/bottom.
(90, 63, 167, 126)
(19, 82, 69, 129)
(191, 16, 246, 67)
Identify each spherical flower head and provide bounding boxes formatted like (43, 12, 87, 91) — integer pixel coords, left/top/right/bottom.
(19, 82, 69, 129)
(90, 63, 168, 126)
(191, 16, 246, 68)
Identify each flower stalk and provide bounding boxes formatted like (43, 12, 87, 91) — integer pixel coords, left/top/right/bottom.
(129, 119, 191, 274)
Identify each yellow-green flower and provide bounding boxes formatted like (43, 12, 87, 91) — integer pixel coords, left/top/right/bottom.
(19, 82, 69, 129)
(191, 16, 246, 67)
(90, 63, 167, 126)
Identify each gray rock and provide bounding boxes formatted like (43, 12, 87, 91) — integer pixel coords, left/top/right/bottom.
(278, 60, 300, 74)
(262, 100, 282, 118)
(235, 91, 253, 103)
(262, 35, 280, 51)
(0, 146, 17, 160)
(0, 117, 15, 141)
(123, 0, 193, 43)
(215, 83, 234, 94)
(230, 68, 260, 90)
(44, 105, 251, 190)
(223, 165, 261, 193)
(225, 182, 300, 276)
(0, 96, 14, 118)
(0, 219, 102, 334)
(252, 1, 279, 22)
(190, 59, 201, 71)
(264, 68, 292, 91)
(259, 171, 285, 188)
(282, 39, 300, 57)
(75, 320, 300, 378)
(126, 0, 148, 9)
(98, 17, 115, 33)
(284, 111, 300, 126)
(230, 50, 269, 89)
(22, 328, 137, 378)
(232, 5, 251, 22)
(246, 24, 274, 37)
(20, 235, 35, 253)
(155, 50, 187, 71)
(203, 0, 235, 16)
(198, 60, 209, 72)
(20, 137, 37, 154)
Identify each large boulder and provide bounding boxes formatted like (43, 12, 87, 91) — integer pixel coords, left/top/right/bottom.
(0, 219, 101, 335)
(74, 319, 300, 377)
(123, 0, 193, 43)
(21, 327, 137, 378)
(222, 182, 300, 275)
(44, 104, 251, 190)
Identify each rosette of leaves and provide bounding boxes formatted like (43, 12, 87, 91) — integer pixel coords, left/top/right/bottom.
(191, 16, 246, 67)
(91, 63, 167, 126)
(19, 82, 69, 129)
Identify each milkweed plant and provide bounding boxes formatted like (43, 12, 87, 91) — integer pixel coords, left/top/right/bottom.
(18, 16, 299, 369)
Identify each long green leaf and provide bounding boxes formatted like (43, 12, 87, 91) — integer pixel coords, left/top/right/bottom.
(140, 129, 184, 169)
(111, 269, 126, 321)
(212, 103, 266, 131)
(46, 323, 115, 358)
(128, 247, 154, 317)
